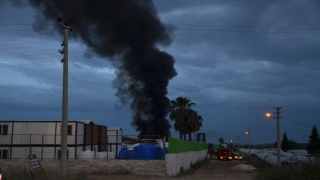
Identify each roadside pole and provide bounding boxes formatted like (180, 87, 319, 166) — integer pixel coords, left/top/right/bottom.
(57, 17, 72, 177)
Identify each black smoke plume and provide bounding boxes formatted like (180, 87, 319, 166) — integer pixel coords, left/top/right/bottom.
(24, 0, 177, 136)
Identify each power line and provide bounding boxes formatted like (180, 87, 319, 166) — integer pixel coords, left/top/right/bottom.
(1, 19, 319, 31)
(282, 117, 318, 129)
(1, 24, 320, 34)
(1, 29, 319, 41)
(0, 50, 57, 59)
(173, 24, 320, 31)
(0, 29, 56, 31)
(0, 43, 60, 50)
(0, 41, 61, 47)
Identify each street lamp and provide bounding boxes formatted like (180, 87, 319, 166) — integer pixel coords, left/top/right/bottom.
(230, 140, 233, 150)
(246, 130, 251, 155)
(266, 111, 281, 167)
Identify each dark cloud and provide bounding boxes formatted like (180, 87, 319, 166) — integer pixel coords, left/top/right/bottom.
(19, 0, 178, 137)
(8, 0, 27, 7)
(1, 0, 319, 143)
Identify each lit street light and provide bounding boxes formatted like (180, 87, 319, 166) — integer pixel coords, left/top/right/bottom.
(266, 113, 272, 118)
(266, 109, 282, 168)
(246, 130, 251, 155)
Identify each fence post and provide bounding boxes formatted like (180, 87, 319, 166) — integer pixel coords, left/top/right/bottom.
(41, 135, 44, 160)
(106, 135, 108, 160)
(75, 135, 77, 159)
(116, 131, 118, 159)
(94, 134, 96, 159)
(157, 135, 160, 159)
(10, 134, 13, 159)
(29, 133, 32, 155)
(163, 136, 166, 160)
(94, 146, 96, 159)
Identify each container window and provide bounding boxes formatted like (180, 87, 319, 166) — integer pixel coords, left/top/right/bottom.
(3, 125, 8, 135)
(68, 125, 72, 135)
(0, 125, 8, 135)
(1, 150, 8, 159)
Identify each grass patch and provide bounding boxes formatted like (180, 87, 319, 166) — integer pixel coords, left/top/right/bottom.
(245, 154, 320, 180)
(244, 154, 273, 171)
(175, 157, 210, 177)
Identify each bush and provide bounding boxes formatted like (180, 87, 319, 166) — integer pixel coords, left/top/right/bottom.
(180, 166, 184, 173)
(176, 157, 209, 177)
(246, 154, 320, 180)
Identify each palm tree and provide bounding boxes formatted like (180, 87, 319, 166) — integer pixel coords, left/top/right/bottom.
(169, 97, 196, 139)
(185, 109, 203, 140)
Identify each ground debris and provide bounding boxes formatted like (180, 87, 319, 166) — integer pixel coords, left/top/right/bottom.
(232, 164, 257, 171)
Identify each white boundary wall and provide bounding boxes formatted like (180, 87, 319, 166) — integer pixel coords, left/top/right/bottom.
(165, 150, 207, 176)
(0, 150, 207, 176)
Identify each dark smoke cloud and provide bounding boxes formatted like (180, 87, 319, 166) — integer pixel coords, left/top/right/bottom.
(8, 0, 27, 7)
(20, 0, 177, 136)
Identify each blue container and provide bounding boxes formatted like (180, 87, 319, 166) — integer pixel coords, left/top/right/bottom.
(118, 148, 127, 159)
(134, 144, 160, 160)
(127, 150, 134, 159)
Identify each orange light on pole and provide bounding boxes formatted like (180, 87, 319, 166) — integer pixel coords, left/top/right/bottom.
(245, 130, 251, 155)
(266, 108, 282, 167)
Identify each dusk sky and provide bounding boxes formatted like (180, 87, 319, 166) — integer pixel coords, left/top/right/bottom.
(0, 0, 319, 145)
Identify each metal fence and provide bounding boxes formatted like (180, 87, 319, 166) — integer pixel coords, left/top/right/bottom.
(0, 134, 167, 160)
(168, 137, 208, 153)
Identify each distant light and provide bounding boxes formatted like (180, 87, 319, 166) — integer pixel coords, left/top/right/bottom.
(246, 131, 249, 134)
(266, 113, 272, 117)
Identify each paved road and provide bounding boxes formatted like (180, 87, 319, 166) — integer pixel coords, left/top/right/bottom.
(88, 159, 258, 180)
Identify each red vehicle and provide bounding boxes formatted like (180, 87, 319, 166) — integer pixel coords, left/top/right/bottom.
(217, 138, 232, 160)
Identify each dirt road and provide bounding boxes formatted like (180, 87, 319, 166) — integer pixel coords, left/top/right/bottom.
(88, 159, 258, 180)
(181, 160, 258, 180)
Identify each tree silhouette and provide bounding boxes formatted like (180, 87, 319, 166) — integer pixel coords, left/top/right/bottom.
(281, 132, 289, 152)
(307, 124, 320, 154)
(219, 138, 224, 144)
(288, 140, 298, 150)
(169, 97, 195, 139)
(185, 109, 203, 140)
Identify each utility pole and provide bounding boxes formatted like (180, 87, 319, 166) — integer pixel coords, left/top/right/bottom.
(274, 107, 282, 167)
(246, 129, 251, 155)
(57, 17, 72, 178)
(237, 135, 240, 149)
